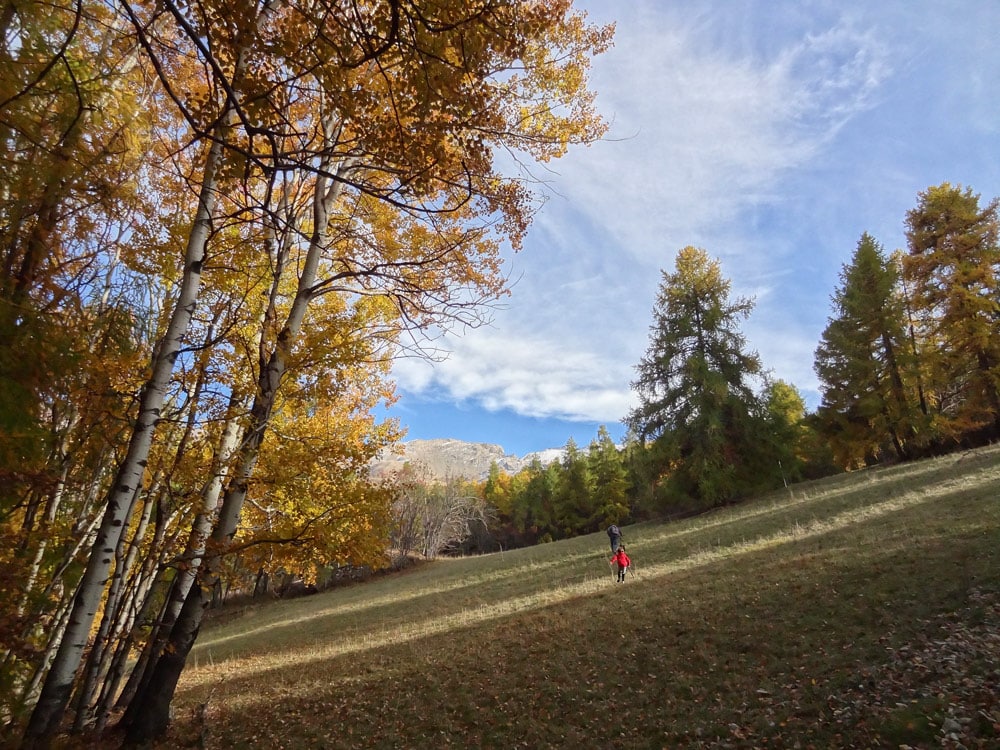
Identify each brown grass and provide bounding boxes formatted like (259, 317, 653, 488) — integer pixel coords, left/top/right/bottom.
(154, 445, 1000, 749)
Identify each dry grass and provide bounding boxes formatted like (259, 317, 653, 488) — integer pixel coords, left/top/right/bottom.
(152, 445, 1000, 749)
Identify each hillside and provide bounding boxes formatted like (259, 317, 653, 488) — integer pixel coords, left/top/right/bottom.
(159, 445, 1000, 749)
(369, 437, 564, 480)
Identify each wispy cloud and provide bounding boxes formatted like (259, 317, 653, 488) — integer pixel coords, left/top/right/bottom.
(392, 1, 994, 431)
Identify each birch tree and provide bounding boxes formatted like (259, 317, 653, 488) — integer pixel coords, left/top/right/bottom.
(9, 0, 611, 744)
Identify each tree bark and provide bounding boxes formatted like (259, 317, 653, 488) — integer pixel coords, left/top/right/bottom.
(123, 143, 350, 747)
(20, 121, 226, 750)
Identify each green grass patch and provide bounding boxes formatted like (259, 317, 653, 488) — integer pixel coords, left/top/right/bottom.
(154, 445, 1000, 749)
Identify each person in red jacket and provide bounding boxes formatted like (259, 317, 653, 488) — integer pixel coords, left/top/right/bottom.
(610, 545, 631, 583)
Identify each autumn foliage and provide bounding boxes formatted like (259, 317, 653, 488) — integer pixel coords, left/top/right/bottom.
(1, 0, 611, 745)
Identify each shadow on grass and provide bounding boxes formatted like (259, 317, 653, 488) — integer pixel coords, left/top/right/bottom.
(188, 478, 994, 680)
(168, 486, 999, 749)
(192, 448, 1000, 669)
(162, 445, 1000, 748)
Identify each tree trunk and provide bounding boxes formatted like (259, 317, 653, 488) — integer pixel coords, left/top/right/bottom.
(122, 578, 210, 742)
(20, 126, 226, 750)
(122, 145, 350, 747)
(117, 393, 243, 729)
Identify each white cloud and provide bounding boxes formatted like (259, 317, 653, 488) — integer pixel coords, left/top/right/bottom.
(394, 329, 637, 423)
(392, 1, 998, 430)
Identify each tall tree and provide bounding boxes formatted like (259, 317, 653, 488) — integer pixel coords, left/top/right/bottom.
(9, 0, 612, 743)
(903, 183, 1000, 441)
(626, 246, 768, 508)
(117, 1, 611, 741)
(814, 233, 922, 467)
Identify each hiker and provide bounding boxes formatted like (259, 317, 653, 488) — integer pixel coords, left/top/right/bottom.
(610, 544, 631, 583)
(607, 523, 622, 554)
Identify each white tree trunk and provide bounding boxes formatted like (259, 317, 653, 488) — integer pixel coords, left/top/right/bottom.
(21, 128, 226, 748)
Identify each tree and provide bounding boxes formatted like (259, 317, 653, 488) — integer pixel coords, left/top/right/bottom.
(814, 233, 923, 467)
(761, 379, 807, 485)
(903, 183, 1000, 442)
(509, 458, 557, 545)
(551, 438, 592, 536)
(626, 246, 769, 508)
(8, 0, 612, 742)
(586, 426, 630, 526)
(389, 467, 489, 561)
(116, 2, 611, 740)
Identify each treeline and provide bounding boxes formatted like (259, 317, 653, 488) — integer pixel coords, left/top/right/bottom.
(0, 1, 610, 746)
(429, 182, 999, 551)
(814, 184, 1000, 467)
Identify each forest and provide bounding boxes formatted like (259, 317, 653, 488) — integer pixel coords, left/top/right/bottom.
(1, 0, 999, 746)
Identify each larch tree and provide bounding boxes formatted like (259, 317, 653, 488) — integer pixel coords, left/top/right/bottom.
(552, 437, 591, 536)
(903, 183, 1000, 441)
(626, 246, 770, 508)
(509, 458, 558, 544)
(813, 232, 923, 467)
(586, 425, 630, 526)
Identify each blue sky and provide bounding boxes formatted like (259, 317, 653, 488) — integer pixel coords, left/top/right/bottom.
(382, 0, 1000, 457)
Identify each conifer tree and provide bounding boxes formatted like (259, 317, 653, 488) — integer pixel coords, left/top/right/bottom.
(586, 426, 630, 525)
(626, 246, 768, 507)
(814, 233, 922, 466)
(552, 438, 592, 536)
(509, 458, 557, 544)
(761, 379, 807, 485)
(903, 183, 1000, 440)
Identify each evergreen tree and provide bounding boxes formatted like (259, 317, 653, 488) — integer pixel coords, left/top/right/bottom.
(586, 426, 630, 526)
(814, 233, 922, 466)
(552, 438, 593, 536)
(626, 246, 769, 507)
(903, 183, 1000, 440)
(509, 458, 557, 544)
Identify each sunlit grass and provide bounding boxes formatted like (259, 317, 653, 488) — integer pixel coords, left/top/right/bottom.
(156, 445, 1000, 749)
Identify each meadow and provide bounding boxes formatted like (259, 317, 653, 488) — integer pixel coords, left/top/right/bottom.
(152, 445, 1000, 749)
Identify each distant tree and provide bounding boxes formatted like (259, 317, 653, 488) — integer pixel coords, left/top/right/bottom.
(483, 461, 513, 520)
(903, 183, 1000, 441)
(626, 246, 770, 508)
(814, 233, 923, 467)
(552, 438, 593, 536)
(620, 429, 660, 519)
(510, 458, 558, 544)
(586, 426, 630, 526)
(389, 466, 490, 561)
(387, 464, 428, 566)
(761, 379, 807, 486)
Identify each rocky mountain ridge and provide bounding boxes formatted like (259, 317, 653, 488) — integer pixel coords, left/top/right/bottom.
(370, 438, 564, 481)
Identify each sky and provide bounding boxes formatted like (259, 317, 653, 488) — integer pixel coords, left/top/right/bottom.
(381, 0, 1000, 457)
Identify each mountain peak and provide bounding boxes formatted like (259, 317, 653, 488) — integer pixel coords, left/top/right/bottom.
(370, 438, 563, 481)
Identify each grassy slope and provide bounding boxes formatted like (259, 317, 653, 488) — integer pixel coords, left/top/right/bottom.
(157, 445, 1000, 749)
